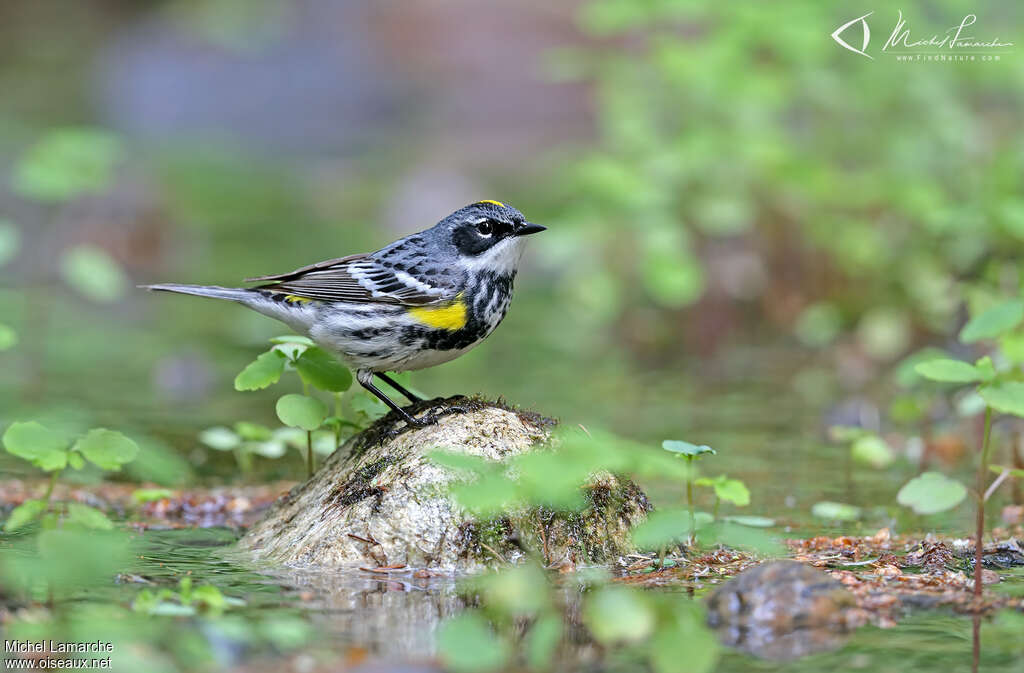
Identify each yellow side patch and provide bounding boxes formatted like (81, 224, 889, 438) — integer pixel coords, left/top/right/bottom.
(478, 199, 505, 207)
(283, 294, 312, 304)
(407, 294, 468, 331)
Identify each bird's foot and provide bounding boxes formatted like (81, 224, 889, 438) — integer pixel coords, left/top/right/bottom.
(405, 413, 440, 428)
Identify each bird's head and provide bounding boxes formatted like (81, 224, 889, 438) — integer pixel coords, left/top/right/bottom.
(437, 201, 545, 274)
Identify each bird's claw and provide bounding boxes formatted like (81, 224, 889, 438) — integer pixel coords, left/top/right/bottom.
(406, 413, 440, 428)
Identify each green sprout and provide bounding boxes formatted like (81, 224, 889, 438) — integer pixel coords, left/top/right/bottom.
(661, 440, 716, 545)
(1, 421, 139, 532)
(132, 576, 244, 617)
(910, 297, 1024, 598)
(436, 561, 719, 673)
(198, 422, 339, 475)
(232, 335, 389, 477)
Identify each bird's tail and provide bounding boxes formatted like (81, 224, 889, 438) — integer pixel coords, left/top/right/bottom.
(139, 283, 255, 303)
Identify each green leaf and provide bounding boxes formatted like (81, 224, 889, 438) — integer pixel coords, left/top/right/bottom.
(12, 128, 122, 201)
(60, 245, 128, 302)
(4, 499, 47, 532)
(234, 422, 272, 441)
(661, 440, 716, 457)
(989, 465, 1024, 478)
(192, 584, 228, 610)
(269, 335, 315, 346)
(980, 382, 1024, 418)
(450, 474, 519, 516)
(66, 503, 114, 530)
(649, 606, 719, 673)
(703, 476, 750, 506)
(73, 429, 140, 470)
(850, 435, 895, 469)
(513, 449, 590, 510)
(0, 220, 20, 268)
(276, 394, 328, 431)
(350, 391, 389, 421)
(234, 350, 286, 391)
(2, 421, 68, 471)
(437, 612, 509, 673)
(631, 509, 691, 548)
(131, 488, 174, 504)
(524, 614, 562, 671)
(974, 356, 997, 382)
(914, 359, 983, 383)
(0, 323, 16, 351)
(811, 501, 861, 521)
(67, 452, 85, 470)
(427, 450, 494, 474)
(272, 342, 310, 361)
(259, 616, 312, 650)
(479, 564, 549, 616)
(897, 472, 967, 514)
(199, 426, 240, 451)
(1000, 332, 1024, 364)
(960, 299, 1024, 343)
(584, 587, 654, 644)
(294, 347, 353, 392)
(699, 522, 784, 555)
(723, 515, 775, 527)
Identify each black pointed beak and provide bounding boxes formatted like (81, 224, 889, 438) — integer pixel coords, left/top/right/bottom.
(514, 222, 546, 237)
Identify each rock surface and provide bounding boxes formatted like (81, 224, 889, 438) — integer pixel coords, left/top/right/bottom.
(238, 398, 650, 571)
(706, 561, 864, 661)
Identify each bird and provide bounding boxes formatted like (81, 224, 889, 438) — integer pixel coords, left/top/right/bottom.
(142, 200, 545, 427)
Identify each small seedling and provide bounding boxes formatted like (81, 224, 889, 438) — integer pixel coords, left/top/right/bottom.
(233, 335, 396, 476)
(694, 475, 750, 520)
(811, 501, 862, 523)
(198, 422, 340, 474)
(910, 297, 1024, 597)
(661, 440, 716, 544)
(132, 576, 243, 616)
(1, 421, 139, 532)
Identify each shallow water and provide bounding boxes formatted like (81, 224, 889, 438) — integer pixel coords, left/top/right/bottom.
(120, 526, 1024, 672)
(7, 349, 1022, 671)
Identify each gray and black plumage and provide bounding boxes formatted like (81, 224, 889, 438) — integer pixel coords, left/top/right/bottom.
(142, 201, 545, 426)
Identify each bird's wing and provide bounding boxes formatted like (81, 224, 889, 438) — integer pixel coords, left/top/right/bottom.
(246, 254, 456, 305)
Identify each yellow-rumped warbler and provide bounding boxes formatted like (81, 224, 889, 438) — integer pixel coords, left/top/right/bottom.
(143, 201, 545, 427)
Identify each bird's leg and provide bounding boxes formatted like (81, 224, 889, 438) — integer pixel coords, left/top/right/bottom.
(375, 372, 423, 404)
(357, 370, 434, 428)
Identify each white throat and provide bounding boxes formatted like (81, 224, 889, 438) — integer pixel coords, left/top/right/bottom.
(463, 236, 527, 275)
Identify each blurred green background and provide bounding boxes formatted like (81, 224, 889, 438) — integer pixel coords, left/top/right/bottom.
(0, 0, 1022, 524)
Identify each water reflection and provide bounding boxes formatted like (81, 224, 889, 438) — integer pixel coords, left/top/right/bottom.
(268, 568, 465, 661)
(705, 561, 861, 661)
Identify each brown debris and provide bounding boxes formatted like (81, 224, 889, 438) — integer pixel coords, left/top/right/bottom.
(0, 479, 292, 529)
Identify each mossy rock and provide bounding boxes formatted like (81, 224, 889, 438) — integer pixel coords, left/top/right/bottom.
(238, 397, 651, 571)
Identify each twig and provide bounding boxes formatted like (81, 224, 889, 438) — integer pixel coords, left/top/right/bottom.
(974, 406, 994, 600)
(480, 542, 508, 565)
(359, 564, 407, 573)
(537, 512, 550, 566)
(984, 468, 1011, 503)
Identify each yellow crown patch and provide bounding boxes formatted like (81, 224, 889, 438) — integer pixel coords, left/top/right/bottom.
(478, 199, 505, 208)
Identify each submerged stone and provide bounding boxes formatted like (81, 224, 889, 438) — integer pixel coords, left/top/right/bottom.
(238, 397, 650, 571)
(706, 560, 863, 661)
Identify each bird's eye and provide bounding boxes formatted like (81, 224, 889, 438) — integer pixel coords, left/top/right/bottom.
(476, 221, 493, 236)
